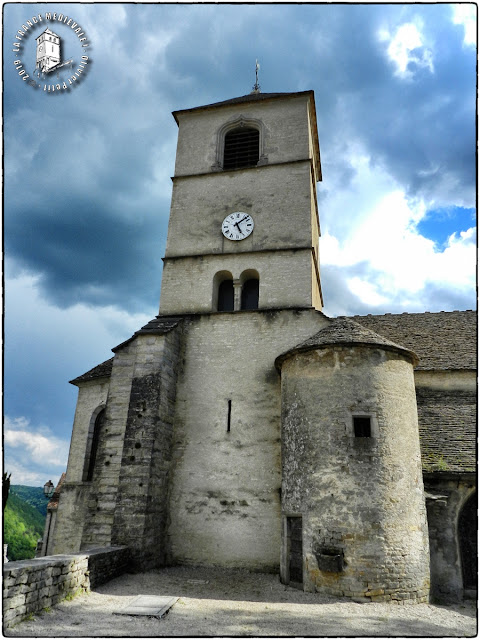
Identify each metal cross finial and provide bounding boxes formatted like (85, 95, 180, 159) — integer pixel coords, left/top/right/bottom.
(252, 59, 261, 93)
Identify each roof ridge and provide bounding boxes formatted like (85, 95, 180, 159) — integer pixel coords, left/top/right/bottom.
(172, 91, 314, 122)
(352, 309, 476, 318)
(275, 316, 418, 370)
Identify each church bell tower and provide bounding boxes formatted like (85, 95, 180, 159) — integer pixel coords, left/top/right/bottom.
(159, 90, 323, 315)
(51, 89, 330, 574)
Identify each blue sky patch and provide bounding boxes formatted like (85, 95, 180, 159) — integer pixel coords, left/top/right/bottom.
(417, 207, 476, 249)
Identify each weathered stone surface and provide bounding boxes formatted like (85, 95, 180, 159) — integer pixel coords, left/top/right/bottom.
(424, 474, 475, 603)
(166, 309, 329, 570)
(43, 89, 475, 605)
(278, 340, 430, 602)
(2, 546, 130, 628)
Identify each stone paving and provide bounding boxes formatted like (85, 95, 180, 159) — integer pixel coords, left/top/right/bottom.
(5, 566, 477, 637)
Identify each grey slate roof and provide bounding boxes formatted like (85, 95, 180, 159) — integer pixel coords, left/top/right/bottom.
(111, 316, 183, 352)
(70, 358, 114, 385)
(275, 316, 418, 370)
(352, 310, 477, 370)
(70, 316, 183, 385)
(351, 310, 477, 474)
(172, 91, 314, 123)
(416, 388, 476, 473)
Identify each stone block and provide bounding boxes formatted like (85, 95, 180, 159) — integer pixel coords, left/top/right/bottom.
(370, 594, 390, 602)
(14, 572, 30, 585)
(3, 608, 21, 623)
(51, 593, 64, 605)
(5, 593, 26, 609)
(25, 591, 40, 605)
(2, 575, 16, 588)
(15, 604, 29, 618)
(38, 587, 51, 599)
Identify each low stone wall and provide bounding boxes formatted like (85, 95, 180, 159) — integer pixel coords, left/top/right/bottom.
(3, 546, 130, 628)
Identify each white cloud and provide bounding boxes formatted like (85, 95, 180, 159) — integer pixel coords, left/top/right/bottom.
(3, 462, 50, 488)
(5, 416, 69, 466)
(451, 4, 477, 46)
(320, 144, 476, 313)
(428, 227, 476, 287)
(379, 21, 434, 78)
(4, 416, 70, 486)
(347, 277, 390, 306)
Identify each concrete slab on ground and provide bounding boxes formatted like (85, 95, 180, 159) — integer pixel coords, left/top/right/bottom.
(114, 595, 178, 617)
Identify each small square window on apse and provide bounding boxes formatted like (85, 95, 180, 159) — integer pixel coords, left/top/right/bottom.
(353, 416, 371, 437)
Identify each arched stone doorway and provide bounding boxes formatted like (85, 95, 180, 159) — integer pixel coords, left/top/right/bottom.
(458, 492, 477, 591)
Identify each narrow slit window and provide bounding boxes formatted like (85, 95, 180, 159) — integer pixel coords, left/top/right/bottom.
(353, 416, 371, 438)
(227, 399, 232, 432)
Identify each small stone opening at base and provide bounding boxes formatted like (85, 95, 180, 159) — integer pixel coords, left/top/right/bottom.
(315, 548, 344, 573)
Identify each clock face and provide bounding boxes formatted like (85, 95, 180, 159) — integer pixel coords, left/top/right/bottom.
(222, 212, 254, 241)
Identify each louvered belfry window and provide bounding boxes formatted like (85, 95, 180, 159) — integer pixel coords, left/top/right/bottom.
(223, 127, 259, 170)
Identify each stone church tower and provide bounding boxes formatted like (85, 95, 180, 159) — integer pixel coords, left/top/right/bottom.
(35, 28, 61, 74)
(51, 89, 475, 603)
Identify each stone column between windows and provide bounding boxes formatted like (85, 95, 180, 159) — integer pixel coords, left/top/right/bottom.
(233, 279, 242, 311)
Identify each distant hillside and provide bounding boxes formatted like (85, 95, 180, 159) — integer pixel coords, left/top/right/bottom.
(4, 487, 47, 561)
(9, 485, 48, 517)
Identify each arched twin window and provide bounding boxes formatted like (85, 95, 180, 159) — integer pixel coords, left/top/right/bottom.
(218, 279, 234, 312)
(241, 278, 259, 310)
(214, 270, 259, 312)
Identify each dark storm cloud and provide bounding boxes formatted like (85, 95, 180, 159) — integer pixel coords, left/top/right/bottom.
(5, 196, 166, 308)
(311, 4, 476, 205)
(4, 3, 475, 316)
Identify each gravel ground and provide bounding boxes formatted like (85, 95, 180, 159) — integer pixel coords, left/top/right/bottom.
(5, 566, 477, 637)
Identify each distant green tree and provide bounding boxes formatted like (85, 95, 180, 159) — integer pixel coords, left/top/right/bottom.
(10, 485, 48, 517)
(3, 472, 11, 511)
(3, 492, 45, 561)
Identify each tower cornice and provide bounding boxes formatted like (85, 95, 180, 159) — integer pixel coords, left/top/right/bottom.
(171, 157, 316, 182)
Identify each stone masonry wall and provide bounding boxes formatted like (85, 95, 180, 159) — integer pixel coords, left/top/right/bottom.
(111, 325, 182, 569)
(424, 474, 476, 602)
(79, 341, 138, 549)
(51, 380, 109, 554)
(280, 345, 430, 602)
(79, 328, 181, 553)
(3, 546, 130, 629)
(166, 309, 329, 570)
(160, 248, 317, 315)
